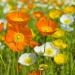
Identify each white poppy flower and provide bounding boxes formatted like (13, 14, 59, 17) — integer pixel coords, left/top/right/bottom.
(34, 42, 59, 57)
(17, 1, 23, 10)
(36, 3, 48, 8)
(18, 53, 36, 66)
(3, 4, 10, 14)
(60, 14, 74, 25)
(0, 42, 5, 50)
(64, 0, 75, 5)
(43, 42, 59, 57)
(34, 46, 44, 54)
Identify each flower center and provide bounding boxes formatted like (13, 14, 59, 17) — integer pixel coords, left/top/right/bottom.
(13, 17, 23, 21)
(24, 57, 32, 64)
(41, 26, 53, 32)
(45, 48, 53, 55)
(14, 33, 24, 43)
(64, 19, 71, 24)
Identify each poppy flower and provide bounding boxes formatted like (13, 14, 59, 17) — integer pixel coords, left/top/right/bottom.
(52, 39, 68, 49)
(33, 11, 44, 19)
(60, 14, 74, 25)
(18, 53, 36, 66)
(52, 28, 65, 38)
(64, 6, 75, 14)
(6, 12, 30, 26)
(27, 3, 36, 9)
(34, 42, 59, 57)
(3, 24, 32, 52)
(0, 23, 3, 32)
(36, 16, 58, 36)
(49, 9, 63, 19)
(20, 0, 30, 3)
(28, 70, 41, 75)
(29, 40, 40, 48)
(54, 53, 68, 65)
(40, 0, 49, 4)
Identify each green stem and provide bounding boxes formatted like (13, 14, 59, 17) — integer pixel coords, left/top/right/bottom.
(0, 55, 6, 69)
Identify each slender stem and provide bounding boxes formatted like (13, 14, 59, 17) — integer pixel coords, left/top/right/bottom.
(43, 36, 47, 63)
(0, 55, 6, 69)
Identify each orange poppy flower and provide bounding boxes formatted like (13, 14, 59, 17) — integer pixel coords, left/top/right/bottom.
(28, 3, 36, 9)
(20, 0, 30, 3)
(36, 16, 58, 36)
(33, 11, 44, 19)
(28, 70, 41, 75)
(3, 24, 32, 52)
(6, 12, 30, 26)
(0, 23, 3, 32)
(29, 40, 40, 48)
(41, 0, 49, 4)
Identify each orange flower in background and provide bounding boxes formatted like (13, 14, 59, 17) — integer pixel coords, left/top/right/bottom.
(3, 24, 32, 52)
(28, 3, 36, 9)
(6, 12, 30, 26)
(36, 16, 58, 36)
(33, 11, 44, 19)
(0, 23, 3, 32)
(30, 40, 40, 48)
(20, 0, 30, 3)
(28, 70, 41, 75)
(40, 0, 49, 4)
(20, 7, 29, 13)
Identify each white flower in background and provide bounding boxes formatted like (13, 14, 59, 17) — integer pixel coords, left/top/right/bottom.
(64, 0, 75, 5)
(60, 14, 74, 25)
(34, 45, 44, 54)
(48, 5, 54, 9)
(17, 1, 23, 10)
(0, 0, 7, 6)
(3, 4, 11, 14)
(0, 42, 5, 50)
(36, 3, 48, 8)
(0, 19, 7, 30)
(18, 53, 36, 66)
(60, 24, 74, 31)
(34, 42, 59, 57)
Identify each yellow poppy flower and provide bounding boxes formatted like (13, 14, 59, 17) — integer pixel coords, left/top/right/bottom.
(53, 39, 68, 49)
(64, 6, 75, 14)
(49, 9, 63, 19)
(54, 53, 68, 64)
(52, 28, 65, 38)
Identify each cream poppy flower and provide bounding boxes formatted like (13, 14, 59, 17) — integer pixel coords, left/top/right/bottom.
(60, 14, 74, 25)
(34, 45, 44, 54)
(43, 42, 59, 57)
(18, 53, 36, 66)
(34, 42, 59, 57)
(3, 4, 11, 14)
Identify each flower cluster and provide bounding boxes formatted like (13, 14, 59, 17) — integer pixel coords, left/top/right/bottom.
(0, 0, 75, 75)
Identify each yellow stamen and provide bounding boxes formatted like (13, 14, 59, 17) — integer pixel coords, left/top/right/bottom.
(13, 17, 23, 21)
(14, 33, 24, 42)
(42, 26, 53, 32)
(45, 48, 53, 55)
(24, 57, 32, 64)
(64, 19, 71, 24)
